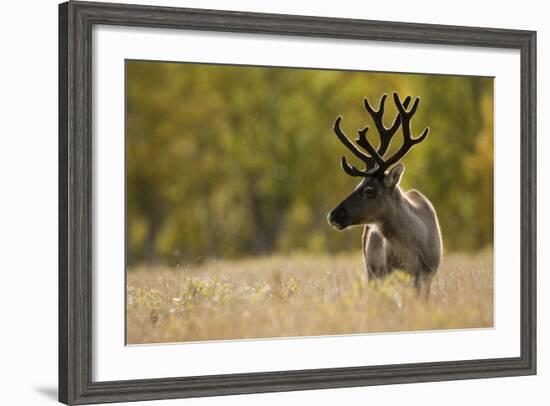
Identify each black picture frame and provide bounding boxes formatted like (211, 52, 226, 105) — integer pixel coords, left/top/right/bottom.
(59, 1, 537, 404)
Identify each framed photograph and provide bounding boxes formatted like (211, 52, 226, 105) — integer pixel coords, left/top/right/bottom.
(59, 1, 536, 404)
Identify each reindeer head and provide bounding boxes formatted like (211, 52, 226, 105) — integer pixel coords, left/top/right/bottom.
(328, 93, 429, 230)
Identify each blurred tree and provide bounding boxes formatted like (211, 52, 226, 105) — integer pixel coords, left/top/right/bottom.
(126, 62, 493, 267)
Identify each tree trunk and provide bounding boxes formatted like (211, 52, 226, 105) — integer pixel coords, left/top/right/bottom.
(144, 220, 160, 269)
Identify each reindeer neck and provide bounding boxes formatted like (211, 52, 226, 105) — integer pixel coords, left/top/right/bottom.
(375, 187, 415, 242)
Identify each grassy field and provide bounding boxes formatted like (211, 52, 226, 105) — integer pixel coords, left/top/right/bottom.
(126, 250, 493, 344)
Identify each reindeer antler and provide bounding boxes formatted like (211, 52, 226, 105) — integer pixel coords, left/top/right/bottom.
(363, 94, 412, 156)
(333, 92, 429, 177)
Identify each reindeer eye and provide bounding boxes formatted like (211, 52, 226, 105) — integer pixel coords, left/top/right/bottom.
(363, 187, 376, 198)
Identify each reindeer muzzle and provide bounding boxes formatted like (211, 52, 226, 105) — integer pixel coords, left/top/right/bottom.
(328, 207, 348, 230)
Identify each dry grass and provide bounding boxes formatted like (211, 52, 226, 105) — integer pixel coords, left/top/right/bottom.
(126, 250, 493, 344)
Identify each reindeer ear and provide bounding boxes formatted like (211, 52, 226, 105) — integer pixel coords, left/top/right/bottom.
(384, 163, 405, 188)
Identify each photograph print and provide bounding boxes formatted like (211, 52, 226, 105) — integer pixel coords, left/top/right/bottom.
(125, 60, 494, 345)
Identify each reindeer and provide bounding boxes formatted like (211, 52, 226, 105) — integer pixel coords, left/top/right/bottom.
(327, 93, 442, 297)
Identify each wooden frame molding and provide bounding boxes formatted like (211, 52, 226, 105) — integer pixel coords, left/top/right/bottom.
(59, 1, 536, 404)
